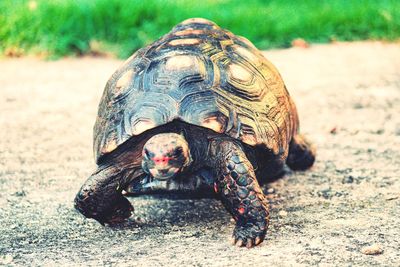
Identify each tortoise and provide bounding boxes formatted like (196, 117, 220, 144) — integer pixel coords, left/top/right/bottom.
(74, 18, 315, 248)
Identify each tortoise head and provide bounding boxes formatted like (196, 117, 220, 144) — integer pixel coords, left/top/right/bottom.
(142, 133, 192, 180)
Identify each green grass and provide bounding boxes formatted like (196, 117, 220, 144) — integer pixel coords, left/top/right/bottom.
(1, 0, 399, 58)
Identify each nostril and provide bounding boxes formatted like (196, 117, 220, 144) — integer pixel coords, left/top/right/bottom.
(154, 157, 169, 164)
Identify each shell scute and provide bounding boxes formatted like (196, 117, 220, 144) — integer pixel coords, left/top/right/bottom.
(94, 19, 298, 162)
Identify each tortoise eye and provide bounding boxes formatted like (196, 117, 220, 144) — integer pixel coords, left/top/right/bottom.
(173, 147, 183, 157)
(144, 148, 152, 159)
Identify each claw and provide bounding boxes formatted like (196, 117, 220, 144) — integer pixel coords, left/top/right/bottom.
(255, 236, 262, 245)
(236, 239, 244, 247)
(107, 215, 129, 224)
(246, 238, 253, 248)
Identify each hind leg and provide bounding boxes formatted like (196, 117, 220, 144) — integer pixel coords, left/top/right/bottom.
(286, 134, 316, 170)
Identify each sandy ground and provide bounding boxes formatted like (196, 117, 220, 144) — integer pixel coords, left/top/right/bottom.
(0, 41, 399, 266)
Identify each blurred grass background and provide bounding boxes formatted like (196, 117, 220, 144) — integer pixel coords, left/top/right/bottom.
(1, 0, 399, 58)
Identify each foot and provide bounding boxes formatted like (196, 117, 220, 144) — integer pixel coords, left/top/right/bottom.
(74, 165, 138, 225)
(102, 196, 134, 224)
(232, 220, 267, 248)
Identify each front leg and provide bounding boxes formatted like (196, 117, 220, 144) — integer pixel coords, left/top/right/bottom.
(210, 139, 270, 248)
(74, 165, 142, 224)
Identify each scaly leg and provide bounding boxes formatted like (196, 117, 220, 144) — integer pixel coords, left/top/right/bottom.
(210, 139, 270, 248)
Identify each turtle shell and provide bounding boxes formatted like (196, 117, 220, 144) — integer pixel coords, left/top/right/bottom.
(94, 18, 299, 163)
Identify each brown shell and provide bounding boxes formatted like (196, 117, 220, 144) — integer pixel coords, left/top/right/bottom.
(94, 18, 299, 163)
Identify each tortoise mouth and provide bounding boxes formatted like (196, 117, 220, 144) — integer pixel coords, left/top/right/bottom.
(149, 167, 180, 180)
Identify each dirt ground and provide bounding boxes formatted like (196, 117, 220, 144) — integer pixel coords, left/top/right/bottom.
(0, 41, 399, 266)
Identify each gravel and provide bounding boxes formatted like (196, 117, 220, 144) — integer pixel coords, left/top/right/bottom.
(1, 41, 399, 266)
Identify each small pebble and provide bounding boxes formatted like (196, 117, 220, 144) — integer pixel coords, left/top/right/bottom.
(342, 176, 354, 184)
(267, 188, 275, 194)
(361, 244, 383, 255)
(278, 210, 288, 217)
(318, 188, 333, 199)
(291, 38, 309, 48)
(13, 190, 26, 197)
(385, 195, 399, 201)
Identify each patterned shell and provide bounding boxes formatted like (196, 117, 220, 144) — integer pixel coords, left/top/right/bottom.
(94, 18, 299, 163)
